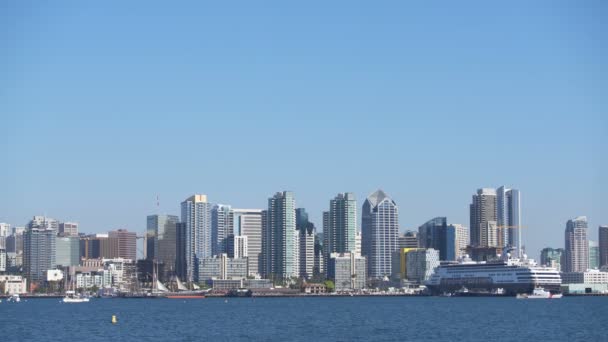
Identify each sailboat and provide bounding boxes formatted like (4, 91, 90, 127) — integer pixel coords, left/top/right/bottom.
(63, 276, 90, 303)
(164, 276, 206, 299)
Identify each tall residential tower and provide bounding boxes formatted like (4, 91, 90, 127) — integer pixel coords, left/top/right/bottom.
(361, 190, 399, 279)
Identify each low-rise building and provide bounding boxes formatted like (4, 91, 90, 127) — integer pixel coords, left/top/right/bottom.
(303, 283, 326, 294)
(561, 270, 608, 284)
(0, 275, 27, 294)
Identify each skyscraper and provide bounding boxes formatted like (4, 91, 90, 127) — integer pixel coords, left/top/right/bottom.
(108, 229, 137, 261)
(180, 194, 212, 282)
(146, 214, 179, 278)
(212, 204, 233, 256)
(263, 191, 297, 280)
(600, 225, 608, 268)
(24, 225, 56, 283)
(564, 216, 589, 273)
(230, 209, 263, 276)
(296, 208, 315, 279)
(361, 189, 399, 279)
(497, 186, 521, 254)
(55, 236, 80, 267)
(398, 231, 419, 249)
(326, 193, 357, 259)
(418, 217, 452, 260)
(58, 222, 79, 237)
(589, 240, 599, 269)
(449, 224, 469, 259)
(470, 188, 498, 248)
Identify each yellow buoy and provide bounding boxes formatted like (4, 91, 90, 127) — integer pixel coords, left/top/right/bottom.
(112, 315, 117, 324)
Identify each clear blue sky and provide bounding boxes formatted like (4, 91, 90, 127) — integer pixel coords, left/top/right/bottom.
(1, 1, 606, 259)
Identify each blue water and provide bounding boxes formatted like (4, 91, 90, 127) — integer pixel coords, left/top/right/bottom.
(1, 297, 607, 341)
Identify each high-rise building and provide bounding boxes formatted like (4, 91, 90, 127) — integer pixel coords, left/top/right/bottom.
(589, 240, 600, 269)
(146, 214, 179, 278)
(313, 233, 324, 277)
(361, 189, 399, 279)
(28, 216, 59, 231)
(227, 235, 248, 259)
(108, 229, 137, 261)
(325, 193, 357, 261)
(355, 231, 362, 257)
(296, 208, 315, 279)
(327, 252, 366, 291)
(24, 225, 56, 283)
(398, 231, 419, 249)
(600, 225, 608, 268)
(263, 191, 297, 280)
(540, 247, 564, 271)
(58, 222, 79, 236)
(230, 209, 263, 277)
(198, 254, 248, 281)
(497, 186, 521, 254)
(418, 217, 454, 261)
(79, 233, 118, 259)
(564, 216, 589, 273)
(212, 204, 233, 256)
(180, 194, 212, 282)
(0, 249, 6, 272)
(449, 224, 469, 259)
(0, 223, 9, 250)
(470, 188, 498, 248)
(55, 236, 80, 267)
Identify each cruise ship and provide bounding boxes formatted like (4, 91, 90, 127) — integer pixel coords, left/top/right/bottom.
(425, 248, 561, 296)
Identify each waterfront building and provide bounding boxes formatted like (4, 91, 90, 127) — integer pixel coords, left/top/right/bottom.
(589, 240, 600, 269)
(564, 216, 589, 272)
(146, 214, 179, 277)
(540, 247, 564, 271)
(561, 269, 608, 284)
(198, 254, 248, 281)
(0, 275, 28, 294)
(55, 236, 80, 267)
(362, 189, 399, 279)
(600, 225, 608, 267)
(497, 186, 521, 253)
(470, 188, 498, 248)
(76, 270, 112, 289)
(327, 252, 366, 291)
(24, 225, 56, 283)
(212, 204, 233, 256)
(230, 209, 263, 276)
(405, 248, 440, 284)
(398, 231, 418, 249)
(391, 248, 423, 281)
(297, 218, 315, 279)
(108, 229, 137, 261)
(181, 194, 213, 282)
(58, 222, 79, 236)
(263, 191, 297, 280)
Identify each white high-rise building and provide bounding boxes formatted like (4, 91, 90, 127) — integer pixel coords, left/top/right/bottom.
(355, 231, 362, 257)
(470, 188, 498, 248)
(564, 216, 589, 273)
(362, 190, 399, 279)
(181, 194, 212, 282)
(231, 209, 263, 277)
(449, 224, 469, 259)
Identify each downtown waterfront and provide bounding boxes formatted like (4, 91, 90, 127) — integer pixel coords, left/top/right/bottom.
(2, 296, 607, 342)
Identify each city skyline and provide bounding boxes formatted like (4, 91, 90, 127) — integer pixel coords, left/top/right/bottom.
(1, 2, 606, 261)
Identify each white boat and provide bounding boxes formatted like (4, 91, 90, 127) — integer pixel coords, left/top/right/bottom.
(516, 287, 562, 299)
(426, 247, 562, 296)
(63, 290, 90, 303)
(8, 294, 21, 303)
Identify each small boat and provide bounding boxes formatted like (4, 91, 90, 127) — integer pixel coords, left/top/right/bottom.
(517, 287, 562, 299)
(63, 290, 90, 303)
(7, 294, 21, 303)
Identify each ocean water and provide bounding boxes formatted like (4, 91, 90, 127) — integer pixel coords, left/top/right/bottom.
(1, 296, 607, 341)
